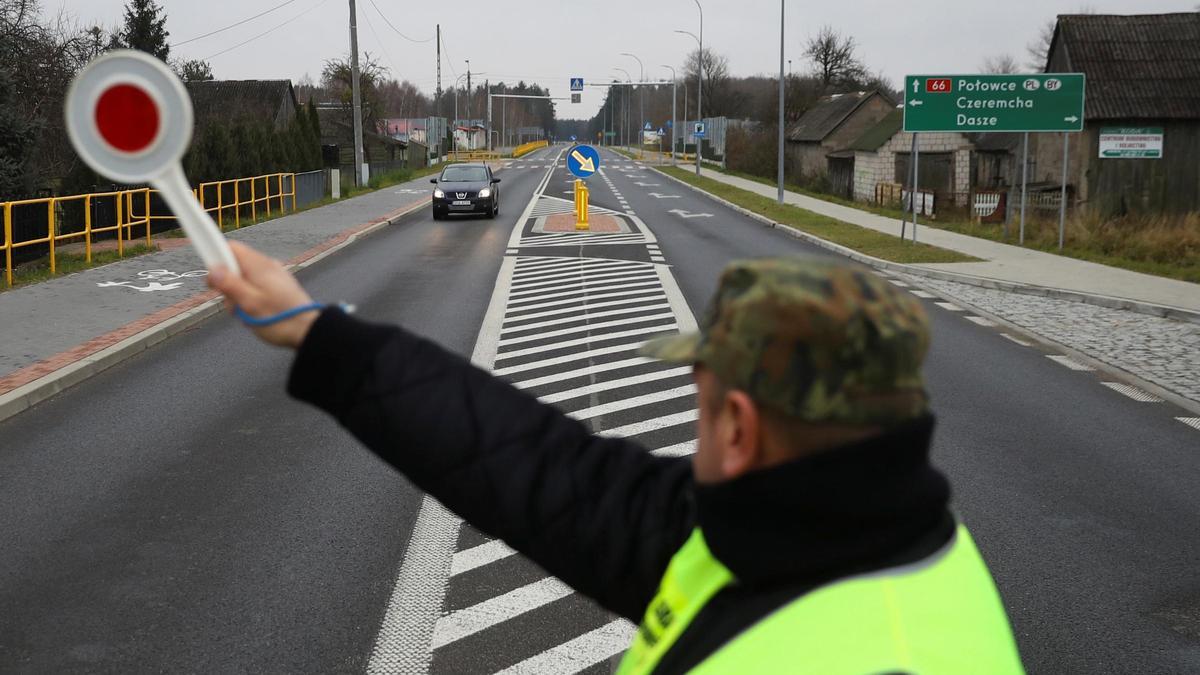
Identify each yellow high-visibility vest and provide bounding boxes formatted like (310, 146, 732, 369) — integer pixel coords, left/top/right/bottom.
(618, 525, 1024, 674)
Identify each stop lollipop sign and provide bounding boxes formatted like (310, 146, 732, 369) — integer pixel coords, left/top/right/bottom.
(64, 50, 238, 273)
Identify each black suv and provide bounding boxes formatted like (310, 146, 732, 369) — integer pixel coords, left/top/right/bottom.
(431, 163, 500, 220)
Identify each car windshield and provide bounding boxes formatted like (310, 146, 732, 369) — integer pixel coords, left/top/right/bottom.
(440, 166, 488, 182)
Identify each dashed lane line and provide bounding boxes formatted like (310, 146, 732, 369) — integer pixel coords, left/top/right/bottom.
(934, 302, 964, 312)
(1100, 382, 1164, 403)
(1047, 355, 1095, 371)
(965, 316, 997, 327)
(1000, 334, 1033, 347)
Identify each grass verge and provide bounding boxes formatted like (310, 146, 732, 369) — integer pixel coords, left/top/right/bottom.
(5, 244, 157, 289)
(712, 165, 1200, 283)
(659, 167, 978, 265)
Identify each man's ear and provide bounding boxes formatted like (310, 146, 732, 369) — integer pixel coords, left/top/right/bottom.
(719, 390, 762, 479)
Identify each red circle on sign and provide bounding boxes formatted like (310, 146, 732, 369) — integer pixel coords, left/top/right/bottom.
(94, 83, 160, 153)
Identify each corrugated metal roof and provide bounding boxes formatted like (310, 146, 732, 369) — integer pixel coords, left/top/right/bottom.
(786, 91, 890, 142)
(1052, 13, 1200, 120)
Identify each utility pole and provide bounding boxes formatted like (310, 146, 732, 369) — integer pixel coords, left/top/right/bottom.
(663, 65, 677, 166)
(776, 0, 784, 203)
(435, 24, 442, 159)
(485, 79, 490, 152)
(466, 60, 471, 126)
(348, 0, 365, 186)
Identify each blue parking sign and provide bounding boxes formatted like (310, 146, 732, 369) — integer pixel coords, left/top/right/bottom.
(567, 144, 601, 178)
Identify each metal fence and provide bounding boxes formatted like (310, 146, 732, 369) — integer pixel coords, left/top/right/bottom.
(294, 171, 326, 209)
(2, 172, 295, 287)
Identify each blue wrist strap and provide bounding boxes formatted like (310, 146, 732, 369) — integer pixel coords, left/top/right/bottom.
(235, 302, 352, 327)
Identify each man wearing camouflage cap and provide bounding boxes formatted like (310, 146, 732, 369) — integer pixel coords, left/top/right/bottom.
(211, 245, 1024, 674)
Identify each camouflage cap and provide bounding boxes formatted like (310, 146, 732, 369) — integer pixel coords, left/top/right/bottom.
(639, 258, 930, 426)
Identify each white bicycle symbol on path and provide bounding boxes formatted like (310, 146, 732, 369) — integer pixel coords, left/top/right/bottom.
(97, 269, 208, 292)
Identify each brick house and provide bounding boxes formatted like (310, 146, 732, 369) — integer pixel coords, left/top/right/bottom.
(847, 108, 974, 208)
(786, 91, 894, 180)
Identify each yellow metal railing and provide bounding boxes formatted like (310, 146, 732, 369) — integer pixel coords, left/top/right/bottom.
(2, 172, 295, 287)
(512, 140, 549, 158)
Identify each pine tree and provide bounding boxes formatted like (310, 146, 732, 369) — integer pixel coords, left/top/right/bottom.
(116, 0, 170, 61)
(305, 100, 322, 168)
(0, 67, 39, 200)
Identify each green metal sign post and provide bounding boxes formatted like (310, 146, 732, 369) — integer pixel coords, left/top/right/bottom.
(902, 73, 1086, 249)
(902, 74, 1085, 132)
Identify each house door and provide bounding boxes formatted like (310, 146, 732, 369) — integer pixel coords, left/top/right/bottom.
(895, 152, 955, 205)
(828, 157, 854, 199)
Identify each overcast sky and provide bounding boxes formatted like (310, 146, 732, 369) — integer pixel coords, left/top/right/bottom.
(61, 0, 1198, 119)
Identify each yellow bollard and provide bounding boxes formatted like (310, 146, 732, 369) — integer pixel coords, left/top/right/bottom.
(576, 182, 590, 231)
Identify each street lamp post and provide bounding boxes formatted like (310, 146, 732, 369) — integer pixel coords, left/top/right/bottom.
(674, 20, 703, 176)
(621, 52, 644, 155)
(662, 65, 677, 166)
(777, 0, 784, 203)
(614, 68, 632, 150)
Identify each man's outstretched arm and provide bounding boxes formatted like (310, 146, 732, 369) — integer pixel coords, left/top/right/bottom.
(209, 242, 695, 620)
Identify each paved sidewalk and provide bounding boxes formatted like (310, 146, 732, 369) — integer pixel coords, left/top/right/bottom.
(692, 167, 1200, 313)
(0, 178, 431, 392)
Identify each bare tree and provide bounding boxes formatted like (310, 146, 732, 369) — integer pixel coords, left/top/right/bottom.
(982, 54, 1021, 74)
(1025, 19, 1056, 72)
(804, 25, 866, 89)
(683, 47, 733, 117)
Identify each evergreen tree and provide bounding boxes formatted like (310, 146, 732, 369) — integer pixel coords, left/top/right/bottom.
(115, 0, 170, 61)
(305, 100, 323, 168)
(0, 67, 39, 200)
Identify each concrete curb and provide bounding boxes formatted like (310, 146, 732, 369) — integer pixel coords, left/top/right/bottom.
(0, 198, 428, 425)
(652, 167, 1200, 326)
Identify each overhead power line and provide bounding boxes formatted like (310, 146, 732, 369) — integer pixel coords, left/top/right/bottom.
(174, 0, 303, 47)
(367, 0, 434, 43)
(204, 0, 330, 60)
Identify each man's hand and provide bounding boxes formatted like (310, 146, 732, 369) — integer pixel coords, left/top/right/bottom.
(207, 241, 318, 350)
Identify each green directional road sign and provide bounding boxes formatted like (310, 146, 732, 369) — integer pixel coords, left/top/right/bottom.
(902, 74, 1085, 133)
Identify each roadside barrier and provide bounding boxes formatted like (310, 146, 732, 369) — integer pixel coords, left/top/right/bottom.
(448, 151, 501, 162)
(512, 140, 549, 158)
(2, 172, 295, 287)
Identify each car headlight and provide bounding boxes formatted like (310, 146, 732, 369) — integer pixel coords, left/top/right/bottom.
(478, 188, 491, 198)
(433, 188, 445, 198)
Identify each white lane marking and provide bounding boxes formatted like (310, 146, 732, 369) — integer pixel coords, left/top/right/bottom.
(509, 274, 660, 301)
(540, 367, 693, 404)
(634, 182, 660, 187)
(651, 441, 696, 457)
(601, 410, 699, 438)
(1176, 417, 1200, 431)
(514, 257, 640, 274)
(647, 193, 681, 199)
(651, 256, 666, 262)
(506, 249, 518, 255)
(888, 279, 910, 288)
(909, 290, 936, 299)
(512, 263, 646, 285)
(450, 539, 516, 577)
(498, 313, 677, 347)
(934, 302, 964, 311)
(494, 619, 637, 675)
(507, 280, 663, 306)
(667, 209, 713, 219)
(1047, 355, 1094, 371)
(504, 295, 669, 323)
(505, 287, 664, 315)
(965, 316, 997, 327)
(570, 385, 697, 421)
(1000, 334, 1032, 346)
(366, 498, 459, 674)
(431, 578, 573, 649)
(368, 152, 567, 675)
(1100, 382, 1164, 402)
(511, 357, 655, 390)
(494, 324, 676, 360)
(495, 339, 671, 378)
(502, 303, 672, 334)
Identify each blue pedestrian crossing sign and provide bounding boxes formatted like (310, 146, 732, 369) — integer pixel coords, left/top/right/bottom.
(658, 127, 665, 135)
(570, 77, 584, 91)
(569, 134, 577, 142)
(567, 144, 601, 178)
(644, 121, 652, 130)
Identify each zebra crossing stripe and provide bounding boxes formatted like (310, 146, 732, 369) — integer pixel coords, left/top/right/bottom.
(570, 385, 697, 421)
(502, 303, 672, 334)
(505, 288, 664, 315)
(507, 280, 663, 306)
(511, 262, 645, 284)
(508, 274, 660, 300)
(495, 325, 675, 362)
(497, 313, 677, 347)
(494, 339, 671, 378)
(601, 409, 700, 438)
(431, 578, 574, 649)
(503, 295, 668, 324)
(450, 539, 516, 577)
(511, 357, 655, 390)
(651, 441, 697, 457)
(539, 366, 693, 404)
(508, 271, 658, 297)
(493, 620, 636, 675)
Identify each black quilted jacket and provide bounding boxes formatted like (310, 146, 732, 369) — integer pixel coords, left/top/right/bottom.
(288, 309, 954, 673)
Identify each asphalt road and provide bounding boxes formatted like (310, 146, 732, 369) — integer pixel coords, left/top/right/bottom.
(0, 143, 1197, 673)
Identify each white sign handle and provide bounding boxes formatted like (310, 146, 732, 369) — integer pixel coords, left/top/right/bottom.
(151, 164, 239, 274)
